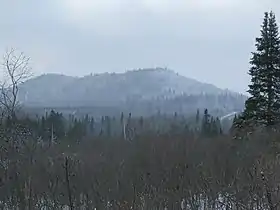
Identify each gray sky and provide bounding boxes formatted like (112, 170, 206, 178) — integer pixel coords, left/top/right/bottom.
(0, 0, 279, 93)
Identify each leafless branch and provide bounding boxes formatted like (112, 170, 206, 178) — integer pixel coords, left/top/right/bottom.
(0, 48, 32, 118)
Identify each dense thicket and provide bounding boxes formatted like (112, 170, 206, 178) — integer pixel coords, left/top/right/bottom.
(1, 118, 280, 209)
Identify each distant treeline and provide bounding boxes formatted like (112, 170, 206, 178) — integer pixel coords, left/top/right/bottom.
(22, 92, 246, 119)
(9, 108, 231, 144)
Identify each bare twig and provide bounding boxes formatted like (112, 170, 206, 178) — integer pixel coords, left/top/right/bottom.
(0, 48, 32, 118)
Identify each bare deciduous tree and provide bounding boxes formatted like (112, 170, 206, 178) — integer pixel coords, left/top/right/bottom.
(0, 48, 32, 118)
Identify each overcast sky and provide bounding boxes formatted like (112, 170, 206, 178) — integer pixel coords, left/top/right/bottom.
(0, 0, 279, 93)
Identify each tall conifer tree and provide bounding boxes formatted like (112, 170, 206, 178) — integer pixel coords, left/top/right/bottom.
(242, 11, 280, 127)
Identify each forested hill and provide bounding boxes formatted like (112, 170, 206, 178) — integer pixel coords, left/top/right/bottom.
(18, 68, 247, 117)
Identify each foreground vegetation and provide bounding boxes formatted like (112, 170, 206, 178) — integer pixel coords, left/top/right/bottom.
(1, 120, 280, 209)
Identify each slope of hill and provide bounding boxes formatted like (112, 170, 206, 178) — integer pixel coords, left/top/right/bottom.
(19, 68, 230, 105)
(18, 68, 247, 116)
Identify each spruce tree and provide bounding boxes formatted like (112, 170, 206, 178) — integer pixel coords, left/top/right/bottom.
(242, 11, 280, 127)
(201, 109, 210, 135)
(195, 109, 200, 124)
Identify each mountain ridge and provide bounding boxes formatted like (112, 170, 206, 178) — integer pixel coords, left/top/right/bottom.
(18, 68, 246, 116)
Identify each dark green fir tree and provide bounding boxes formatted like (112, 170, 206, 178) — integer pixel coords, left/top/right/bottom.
(240, 11, 280, 128)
